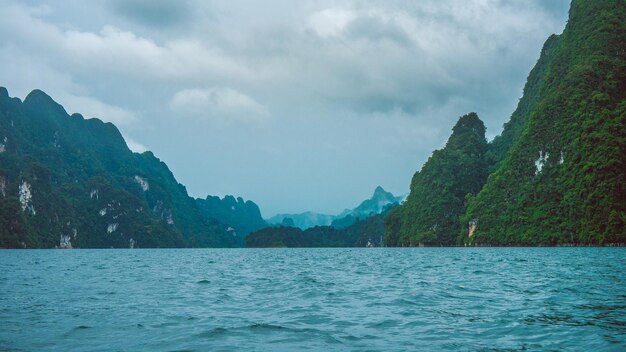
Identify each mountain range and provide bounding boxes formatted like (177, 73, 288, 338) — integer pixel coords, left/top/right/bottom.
(0, 88, 264, 248)
(247, 206, 394, 248)
(267, 186, 403, 229)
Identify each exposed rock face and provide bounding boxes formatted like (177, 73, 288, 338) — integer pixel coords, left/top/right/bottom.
(468, 219, 478, 238)
(134, 176, 149, 191)
(18, 181, 35, 215)
(535, 151, 548, 175)
(59, 235, 72, 249)
(152, 200, 174, 224)
(107, 223, 118, 234)
(0, 175, 5, 197)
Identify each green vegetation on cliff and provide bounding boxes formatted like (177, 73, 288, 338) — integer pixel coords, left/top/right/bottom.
(386, 0, 625, 246)
(0, 88, 238, 248)
(384, 113, 488, 246)
(486, 34, 561, 171)
(461, 0, 626, 245)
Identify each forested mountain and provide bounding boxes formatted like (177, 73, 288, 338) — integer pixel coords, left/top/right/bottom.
(485, 34, 561, 171)
(0, 88, 241, 248)
(387, 0, 625, 246)
(461, 0, 625, 245)
(195, 195, 266, 238)
(384, 113, 488, 246)
(267, 211, 335, 230)
(339, 186, 403, 219)
(331, 186, 403, 228)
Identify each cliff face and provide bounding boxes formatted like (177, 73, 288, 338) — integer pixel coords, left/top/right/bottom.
(461, 0, 626, 245)
(486, 34, 562, 171)
(0, 88, 238, 248)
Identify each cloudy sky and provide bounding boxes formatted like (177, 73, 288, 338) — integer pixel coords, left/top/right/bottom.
(0, 0, 570, 217)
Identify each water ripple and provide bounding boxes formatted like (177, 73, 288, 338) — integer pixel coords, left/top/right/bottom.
(0, 248, 625, 351)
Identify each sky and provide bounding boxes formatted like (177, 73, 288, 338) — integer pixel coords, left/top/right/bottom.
(0, 0, 570, 217)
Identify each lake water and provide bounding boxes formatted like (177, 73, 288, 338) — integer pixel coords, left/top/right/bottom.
(1, 248, 625, 351)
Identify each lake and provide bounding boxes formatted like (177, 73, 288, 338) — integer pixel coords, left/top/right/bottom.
(1, 248, 625, 351)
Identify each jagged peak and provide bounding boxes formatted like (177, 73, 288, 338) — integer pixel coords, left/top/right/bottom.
(373, 186, 387, 197)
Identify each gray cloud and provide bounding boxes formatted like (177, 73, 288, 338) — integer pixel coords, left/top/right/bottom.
(0, 0, 570, 216)
(109, 0, 193, 27)
(170, 87, 268, 122)
(344, 16, 413, 47)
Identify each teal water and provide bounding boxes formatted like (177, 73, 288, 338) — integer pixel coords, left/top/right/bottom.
(1, 248, 625, 351)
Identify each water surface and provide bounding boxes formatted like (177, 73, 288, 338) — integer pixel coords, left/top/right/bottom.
(1, 248, 625, 351)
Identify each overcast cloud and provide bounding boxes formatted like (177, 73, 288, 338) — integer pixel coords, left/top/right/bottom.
(0, 0, 570, 216)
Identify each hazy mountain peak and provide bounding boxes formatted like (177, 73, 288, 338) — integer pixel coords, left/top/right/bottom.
(268, 186, 401, 229)
(373, 185, 386, 196)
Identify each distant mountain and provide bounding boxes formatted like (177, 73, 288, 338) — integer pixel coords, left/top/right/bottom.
(195, 195, 266, 238)
(0, 88, 242, 248)
(266, 186, 402, 229)
(266, 211, 335, 230)
(247, 206, 394, 248)
(333, 186, 404, 228)
(341, 186, 402, 217)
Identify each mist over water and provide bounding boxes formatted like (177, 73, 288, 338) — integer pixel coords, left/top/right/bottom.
(1, 248, 625, 351)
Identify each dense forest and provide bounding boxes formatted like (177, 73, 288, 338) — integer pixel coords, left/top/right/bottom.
(0, 88, 259, 248)
(386, 0, 626, 246)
